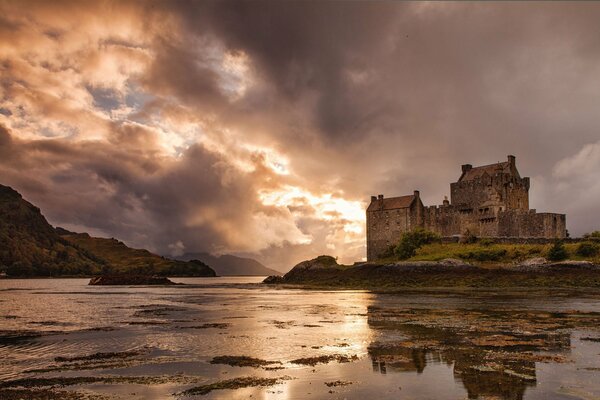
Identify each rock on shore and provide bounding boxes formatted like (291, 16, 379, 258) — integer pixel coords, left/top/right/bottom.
(88, 275, 179, 285)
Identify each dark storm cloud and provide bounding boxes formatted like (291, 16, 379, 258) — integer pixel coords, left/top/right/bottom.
(166, 1, 402, 141)
(0, 124, 301, 258)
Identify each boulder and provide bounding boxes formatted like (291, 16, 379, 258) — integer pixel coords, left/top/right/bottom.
(262, 275, 284, 284)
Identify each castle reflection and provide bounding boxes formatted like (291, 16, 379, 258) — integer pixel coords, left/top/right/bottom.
(363, 294, 596, 400)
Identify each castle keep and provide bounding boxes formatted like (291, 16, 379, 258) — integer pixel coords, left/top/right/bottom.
(366, 156, 566, 261)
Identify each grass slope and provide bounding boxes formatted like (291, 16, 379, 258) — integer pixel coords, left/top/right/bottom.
(383, 242, 600, 266)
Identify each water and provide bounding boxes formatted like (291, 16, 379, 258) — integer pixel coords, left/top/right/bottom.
(1, 278, 600, 399)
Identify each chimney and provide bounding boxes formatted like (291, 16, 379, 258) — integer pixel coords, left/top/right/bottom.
(370, 195, 377, 202)
(461, 164, 472, 173)
(377, 194, 384, 200)
(443, 196, 449, 206)
(413, 190, 420, 199)
(508, 155, 515, 166)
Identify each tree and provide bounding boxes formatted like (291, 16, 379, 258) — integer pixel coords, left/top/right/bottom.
(394, 228, 441, 260)
(576, 242, 599, 257)
(547, 241, 568, 261)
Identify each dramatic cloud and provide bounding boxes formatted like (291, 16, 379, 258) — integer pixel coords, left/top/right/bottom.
(1, 1, 600, 270)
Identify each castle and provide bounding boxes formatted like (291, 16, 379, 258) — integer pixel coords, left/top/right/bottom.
(366, 156, 566, 261)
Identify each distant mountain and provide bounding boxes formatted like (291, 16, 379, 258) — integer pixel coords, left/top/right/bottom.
(0, 184, 215, 277)
(177, 252, 280, 276)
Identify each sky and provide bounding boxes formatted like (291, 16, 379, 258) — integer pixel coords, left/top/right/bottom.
(1, 1, 600, 271)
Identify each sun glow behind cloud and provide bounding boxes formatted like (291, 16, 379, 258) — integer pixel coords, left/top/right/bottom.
(259, 185, 365, 253)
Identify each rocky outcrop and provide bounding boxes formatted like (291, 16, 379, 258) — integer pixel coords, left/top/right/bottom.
(89, 275, 179, 285)
(264, 255, 600, 288)
(262, 275, 284, 284)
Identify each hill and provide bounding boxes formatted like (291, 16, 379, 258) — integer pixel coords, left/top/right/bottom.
(0, 185, 104, 276)
(61, 233, 215, 277)
(177, 252, 280, 276)
(0, 184, 215, 277)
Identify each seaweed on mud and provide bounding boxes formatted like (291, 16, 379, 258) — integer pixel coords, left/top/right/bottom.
(55, 350, 144, 363)
(580, 336, 600, 342)
(20, 349, 153, 373)
(290, 354, 358, 366)
(0, 330, 48, 344)
(181, 323, 230, 329)
(176, 376, 291, 396)
(132, 305, 189, 317)
(210, 355, 281, 368)
(269, 320, 296, 329)
(0, 375, 202, 389)
(125, 320, 170, 325)
(324, 380, 353, 387)
(0, 388, 109, 400)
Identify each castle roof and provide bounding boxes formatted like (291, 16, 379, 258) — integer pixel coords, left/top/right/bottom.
(459, 161, 518, 182)
(367, 195, 415, 211)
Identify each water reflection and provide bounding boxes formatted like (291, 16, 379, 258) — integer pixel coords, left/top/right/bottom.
(365, 292, 600, 400)
(1, 280, 600, 399)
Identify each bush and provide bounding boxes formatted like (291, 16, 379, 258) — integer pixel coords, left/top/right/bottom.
(459, 248, 507, 262)
(479, 238, 495, 247)
(576, 242, 600, 257)
(547, 241, 568, 261)
(394, 228, 441, 260)
(380, 245, 396, 259)
(583, 231, 600, 239)
(315, 255, 338, 266)
(460, 229, 478, 244)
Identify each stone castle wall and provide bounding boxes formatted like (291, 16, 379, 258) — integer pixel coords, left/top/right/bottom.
(366, 206, 415, 261)
(366, 156, 567, 260)
(450, 175, 529, 211)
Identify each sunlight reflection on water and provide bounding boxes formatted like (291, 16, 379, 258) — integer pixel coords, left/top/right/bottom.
(1, 278, 600, 399)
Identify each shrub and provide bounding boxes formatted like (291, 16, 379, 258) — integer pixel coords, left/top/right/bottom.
(380, 245, 396, 259)
(394, 228, 441, 260)
(479, 238, 494, 247)
(460, 229, 478, 244)
(315, 255, 338, 266)
(547, 241, 568, 261)
(459, 248, 507, 262)
(583, 231, 600, 239)
(576, 242, 600, 258)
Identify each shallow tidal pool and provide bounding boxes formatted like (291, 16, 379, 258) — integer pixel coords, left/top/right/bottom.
(1, 277, 600, 399)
